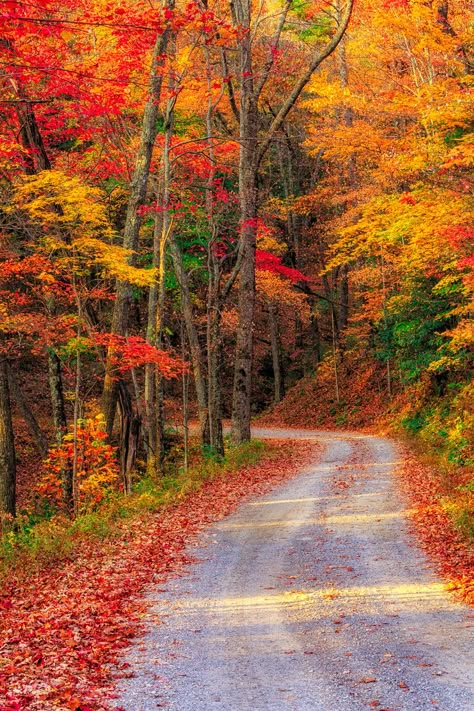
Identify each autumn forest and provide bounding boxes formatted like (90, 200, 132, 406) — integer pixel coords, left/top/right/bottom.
(0, 0, 473, 708)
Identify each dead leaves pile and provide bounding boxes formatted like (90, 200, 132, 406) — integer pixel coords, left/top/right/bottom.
(0, 440, 316, 711)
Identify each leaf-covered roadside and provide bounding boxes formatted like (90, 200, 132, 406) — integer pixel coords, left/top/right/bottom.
(0, 440, 317, 711)
(397, 451, 474, 606)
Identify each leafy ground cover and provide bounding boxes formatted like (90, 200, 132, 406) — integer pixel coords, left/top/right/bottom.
(0, 439, 317, 711)
(397, 448, 474, 607)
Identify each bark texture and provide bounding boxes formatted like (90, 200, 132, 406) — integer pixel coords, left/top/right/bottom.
(48, 351, 73, 514)
(0, 359, 16, 518)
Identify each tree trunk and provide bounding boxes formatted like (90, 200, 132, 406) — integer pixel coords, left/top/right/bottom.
(145, 204, 167, 475)
(268, 304, 284, 404)
(230, 18, 259, 443)
(207, 310, 224, 456)
(118, 381, 140, 493)
(169, 236, 210, 444)
(9, 369, 48, 458)
(204, 45, 225, 457)
(0, 358, 16, 518)
(48, 351, 73, 514)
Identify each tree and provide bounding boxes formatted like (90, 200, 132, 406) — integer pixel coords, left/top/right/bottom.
(229, 0, 354, 442)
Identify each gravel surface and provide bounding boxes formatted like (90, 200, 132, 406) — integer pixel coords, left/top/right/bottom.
(115, 429, 474, 710)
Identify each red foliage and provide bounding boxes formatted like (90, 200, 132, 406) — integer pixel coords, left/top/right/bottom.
(255, 250, 308, 284)
(92, 333, 184, 378)
(444, 225, 474, 251)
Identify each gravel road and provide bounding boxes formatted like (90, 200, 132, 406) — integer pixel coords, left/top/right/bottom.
(115, 429, 474, 711)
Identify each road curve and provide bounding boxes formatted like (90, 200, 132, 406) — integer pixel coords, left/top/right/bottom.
(115, 429, 474, 711)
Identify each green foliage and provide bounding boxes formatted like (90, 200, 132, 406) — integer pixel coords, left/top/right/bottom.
(401, 411, 427, 435)
(397, 383, 474, 466)
(379, 277, 455, 382)
(299, 15, 332, 42)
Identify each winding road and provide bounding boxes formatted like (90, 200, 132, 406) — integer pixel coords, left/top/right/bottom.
(116, 429, 474, 711)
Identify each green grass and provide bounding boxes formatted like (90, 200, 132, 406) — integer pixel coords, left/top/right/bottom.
(0, 439, 268, 582)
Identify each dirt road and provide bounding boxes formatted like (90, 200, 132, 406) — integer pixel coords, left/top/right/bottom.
(115, 429, 474, 710)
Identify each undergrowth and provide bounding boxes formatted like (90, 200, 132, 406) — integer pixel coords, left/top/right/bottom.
(0, 438, 267, 582)
(392, 381, 474, 542)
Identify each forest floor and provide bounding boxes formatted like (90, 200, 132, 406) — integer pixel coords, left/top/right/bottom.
(1, 428, 473, 711)
(115, 428, 474, 711)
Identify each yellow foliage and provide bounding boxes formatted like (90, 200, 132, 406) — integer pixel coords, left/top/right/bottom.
(13, 170, 110, 232)
(9, 170, 157, 287)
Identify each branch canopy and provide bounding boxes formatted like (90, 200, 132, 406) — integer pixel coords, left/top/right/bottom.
(258, 0, 354, 161)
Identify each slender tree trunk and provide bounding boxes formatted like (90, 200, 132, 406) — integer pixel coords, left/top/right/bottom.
(169, 237, 210, 443)
(268, 304, 284, 404)
(230, 18, 259, 442)
(145, 206, 167, 475)
(207, 310, 224, 456)
(181, 321, 190, 471)
(204, 46, 225, 457)
(72, 349, 81, 516)
(48, 351, 73, 514)
(9, 370, 48, 458)
(0, 358, 16, 518)
(154, 269, 167, 471)
(337, 31, 352, 341)
(103, 8, 174, 435)
(331, 309, 341, 404)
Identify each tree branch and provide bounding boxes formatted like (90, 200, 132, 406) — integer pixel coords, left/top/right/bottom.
(257, 0, 354, 163)
(255, 0, 293, 99)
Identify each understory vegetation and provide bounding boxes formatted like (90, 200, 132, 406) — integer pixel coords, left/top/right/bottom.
(0, 438, 267, 580)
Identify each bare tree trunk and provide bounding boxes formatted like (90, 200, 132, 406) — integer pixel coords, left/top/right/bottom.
(145, 203, 167, 475)
(203, 45, 225, 457)
(337, 30, 352, 340)
(48, 351, 73, 514)
(230, 11, 258, 442)
(207, 311, 224, 456)
(9, 370, 48, 458)
(181, 321, 190, 471)
(118, 382, 140, 493)
(230, 159, 258, 443)
(0, 358, 16, 518)
(169, 237, 210, 443)
(268, 304, 284, 404)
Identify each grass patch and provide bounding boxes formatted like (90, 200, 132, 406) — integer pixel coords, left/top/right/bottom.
(0, 439, 268, 583)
